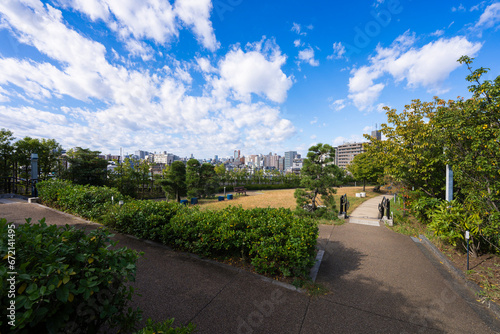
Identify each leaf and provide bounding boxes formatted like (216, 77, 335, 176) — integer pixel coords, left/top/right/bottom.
(56, 286, 69, 303)
(63, 275, 70, 284)
(18, 283, 28, 294)
(88, 257, 94, 264)
(68, 293, 74, 302)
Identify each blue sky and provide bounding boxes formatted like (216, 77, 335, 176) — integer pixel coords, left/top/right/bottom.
(0, 0, 499, 159)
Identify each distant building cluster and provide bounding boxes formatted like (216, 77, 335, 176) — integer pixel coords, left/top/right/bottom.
(98, 130, 381, 175)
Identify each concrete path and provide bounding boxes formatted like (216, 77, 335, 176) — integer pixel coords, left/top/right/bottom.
(348, 194, 387, 226)
(2, 198, 500, 333)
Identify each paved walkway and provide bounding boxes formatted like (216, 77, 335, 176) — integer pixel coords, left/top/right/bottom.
(1, 198, 500, 333)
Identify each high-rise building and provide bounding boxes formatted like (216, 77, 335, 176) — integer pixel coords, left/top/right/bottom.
(284, 151, 297, 171)
(334, 143, 365, 169)
(371, 130, 382, 141)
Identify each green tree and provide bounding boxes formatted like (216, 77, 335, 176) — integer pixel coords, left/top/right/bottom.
(366, 100, 446, 198)
(294, 144, 344, 217)
(63, 147, 108, 186)
(347, 151, 384, 191)
(186, 159, 202, 198)
(157, 161, 186, 202)
(37, 138, 63, 180)
(13, 137, 43, 193)
(186, 159, 217, 198)
(431, 56, 500, 252)
(0, 129, 14, 192)
(200, 163, 217, 197)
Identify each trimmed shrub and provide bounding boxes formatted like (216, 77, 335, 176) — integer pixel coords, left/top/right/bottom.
(102, 200, 183, 242)
(167, 206, 318, 277)
(0, 218, 142, 333)
(37, 179, 126, 221)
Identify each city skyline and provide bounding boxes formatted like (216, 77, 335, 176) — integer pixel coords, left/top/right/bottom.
(1, 1, 499, 159)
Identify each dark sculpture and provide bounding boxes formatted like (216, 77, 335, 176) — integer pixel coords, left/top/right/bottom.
(379, 197, 391, 219)
(339, 194, 349, 217)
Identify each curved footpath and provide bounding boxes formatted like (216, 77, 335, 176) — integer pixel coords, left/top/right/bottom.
(1, 197, 500, 333)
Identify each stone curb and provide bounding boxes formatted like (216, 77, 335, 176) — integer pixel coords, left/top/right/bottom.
(418, 234, 500, 319)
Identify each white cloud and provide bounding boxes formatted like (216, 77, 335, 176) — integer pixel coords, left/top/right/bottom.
(294, 39, 302, 47)
(475, 2, 500, 30)
(174, 0, 220, 51)
(328, 42, 346, 60)
(347, 31, 482, 111)
(298, 47, 319, 67)
(430, 29, 445, 37)
(0, 1, 295, 156)
(214, 40, 293, 103)
(310, 117, 318, 125)
(329, 99, 347, 111)
(376, 103, 389, 113)
(452, 4, 466, 12)
(291, 22, 306, 36)
(56, 0, 219, 56)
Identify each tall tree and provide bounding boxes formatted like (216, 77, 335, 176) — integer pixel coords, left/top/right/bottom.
(158, 161, 186, 202)
(347, 151, 384, 191)
(0, 129, 15, 192)
(13, 137, 43, 193)
(366, 100, 446, 198)
(186, 159, 202, 198)
(294, 143, 344, 216)
(431, 56, 500, 251)
(37, 138, 63, 180)
(63, 147, 107, 186)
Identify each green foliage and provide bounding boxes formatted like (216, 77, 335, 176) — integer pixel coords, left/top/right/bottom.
(109, 158, 154, 199)
(102, 200, 183, 242)
(347, 152, 385, 191)
(167, 206, 318, 277)
(428, 200, 483, 256)
(101, 200, 317, 277)
(157, 161, 186, 202)
(135, 318, 196, 334)
(186, 160, 217, 199)
(0, 218, 142, 333)
(63, 147, 108, 186)
(37, 179, 125, 221)
(369, 57, 500, 253)
(408, 191, 441, 223)
(295, 144, 344, 218)
(365, 100, 446, 198)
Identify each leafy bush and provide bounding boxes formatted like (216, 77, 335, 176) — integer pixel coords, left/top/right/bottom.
(0, 218, 142, 333)
(38, 181, 319, 278)
(167, 206, 318, 277)
(135, 318, 196, 334)
(408, 191, 441, 224)
(428, 200, 496, 256)
(38, 179, 126, 221)
(102, 200, 184, 242)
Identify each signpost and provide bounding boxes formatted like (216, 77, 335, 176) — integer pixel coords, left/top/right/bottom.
(465, 231, 470, 271)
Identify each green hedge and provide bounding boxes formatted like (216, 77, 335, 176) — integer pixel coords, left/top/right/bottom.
(106, 203, 318, 277)
(37, 180, 126, 221)
(37, 180, 319, 278)
(0, 218, 141, 333)
(102, 200, 184, 242)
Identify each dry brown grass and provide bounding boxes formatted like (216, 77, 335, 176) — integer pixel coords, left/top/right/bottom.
(197, 186, 384, 213)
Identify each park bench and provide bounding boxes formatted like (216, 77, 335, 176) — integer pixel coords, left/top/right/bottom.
(234, 186, 247, 195)
(373, 185, 381, 193)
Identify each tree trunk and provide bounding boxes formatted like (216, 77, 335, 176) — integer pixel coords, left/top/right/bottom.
(363, 179, 366, 192)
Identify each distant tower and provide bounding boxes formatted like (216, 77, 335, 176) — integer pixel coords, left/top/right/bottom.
(284, 151, 297, 171)
(371, 125, 381, 140)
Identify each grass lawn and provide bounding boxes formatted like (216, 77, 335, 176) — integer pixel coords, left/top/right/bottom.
(195, 186, 384, 215)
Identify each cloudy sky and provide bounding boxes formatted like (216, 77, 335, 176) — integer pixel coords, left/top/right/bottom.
(0, 0, 499, 159)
